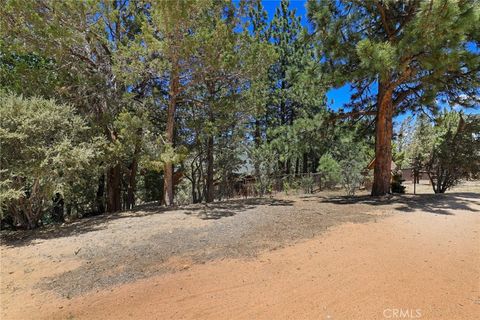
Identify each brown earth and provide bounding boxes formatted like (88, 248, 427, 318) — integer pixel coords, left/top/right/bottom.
(1, 181, 479, 320)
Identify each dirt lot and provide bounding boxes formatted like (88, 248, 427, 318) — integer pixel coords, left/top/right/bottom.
(1, 181, 479, 319)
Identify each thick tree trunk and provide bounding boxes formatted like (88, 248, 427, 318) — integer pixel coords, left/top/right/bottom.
(107, 164, 122, 212)
(372, 83, 394, 196)
(206, 135, 214, 203)
(164, 62, 179, 207)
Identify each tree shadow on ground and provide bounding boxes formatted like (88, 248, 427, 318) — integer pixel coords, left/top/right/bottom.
(0, 203, 178, 247)
(318, 192, 479, 216)
(182, 198, 294, 220)
(0, 216, 109, 248)
(0, 197, 294, 247)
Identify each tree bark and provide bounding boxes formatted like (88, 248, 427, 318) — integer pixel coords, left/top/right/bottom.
(285, 159, 291, 175)
(206, 135, 214, 203)
(164, 60, 179, 207)
(95, 174, 105, 214)
(107, 164, 122, 212)
(191, 168, 198, 204)
(371, 82, 394, 196)
(126, 158, 138, 210)
(302, 153, 308, 174)
(254, 118, 261, 177)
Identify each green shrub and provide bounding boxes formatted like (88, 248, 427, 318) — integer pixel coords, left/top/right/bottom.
(391, 172, 406, 194)
(317, 153, 341, 189)
(0, 92, 104, 228)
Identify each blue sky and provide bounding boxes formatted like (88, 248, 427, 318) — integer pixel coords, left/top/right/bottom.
(262, 1, 351, 111)
(260, 0, 479, 126)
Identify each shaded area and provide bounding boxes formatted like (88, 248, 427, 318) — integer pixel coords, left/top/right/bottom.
(1, 216, 109, 248)
(33, 196, 372, 297)
(6, 190, 478, 300)
(0, 207, 169, 248)
(319, 192, 480, 215)
(182, 198, 294, 220)
(0, 198, 293, 247)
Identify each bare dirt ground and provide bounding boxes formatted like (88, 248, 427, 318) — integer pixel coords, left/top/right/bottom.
(1, 181, 479, 320)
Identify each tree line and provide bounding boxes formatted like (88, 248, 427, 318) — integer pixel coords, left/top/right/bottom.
(1, 0, 478, 229)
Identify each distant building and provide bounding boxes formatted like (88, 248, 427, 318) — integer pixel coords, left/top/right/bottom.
(400, 168, 429, 182)
(366, 158, 397, 172)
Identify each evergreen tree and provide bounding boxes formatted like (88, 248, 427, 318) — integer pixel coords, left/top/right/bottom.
(424, 112, 479, 193)
(407, 114, 435, 182)
(307, 0, 479, 195)
(265, 0, 327, 175)
(2, 0, 147, 212)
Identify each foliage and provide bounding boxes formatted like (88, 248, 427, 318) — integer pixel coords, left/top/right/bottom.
(307, 0, 479, 195)
(0, 92, 104, 228)
(250, 144, 277, 197)
(299, 175, 315, 194)
(425, 112, 480, 193)
(307, 0, 479, 112)
(317, 153, 341, 189)
(391, 172, 406, 194)
(339, 159, 364, 197)
(336, 135, 371, 197)
(403, 111, 480, 193)
(406, 115, 435, 169)
(1, 0, 478, 229)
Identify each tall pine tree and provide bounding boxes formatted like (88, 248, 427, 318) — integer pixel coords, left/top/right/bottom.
(308, 0, 479, 195)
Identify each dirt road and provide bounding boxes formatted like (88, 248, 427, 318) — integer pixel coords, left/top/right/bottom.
(1, 182, 479, 319)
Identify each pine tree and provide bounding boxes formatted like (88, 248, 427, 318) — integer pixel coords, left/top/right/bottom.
(307, 0, 479, 195)
(267, 0, 327, 175)
(269, 0, 306, 128)
(185, 2, 274, 202)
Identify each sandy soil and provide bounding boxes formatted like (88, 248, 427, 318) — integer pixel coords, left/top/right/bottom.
(1, 181, 479, 319)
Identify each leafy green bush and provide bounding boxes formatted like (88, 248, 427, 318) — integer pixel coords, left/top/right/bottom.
(0, 92, 104, 228)
(317, 153, 341, 189)
(391, 172, 406, 194)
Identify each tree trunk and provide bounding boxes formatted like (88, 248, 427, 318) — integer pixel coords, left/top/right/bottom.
(107, 164, 122, 212)
(164, 60, 179, 207)
(254, 118, 261, 177)
(371, 83, 394, 196)
(126, 158, 138, 210)
(95, 174, 105, 214)
(302, 153, 308, 174)
(191, 177, 197, 204)
(206, 135, 214, 203)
